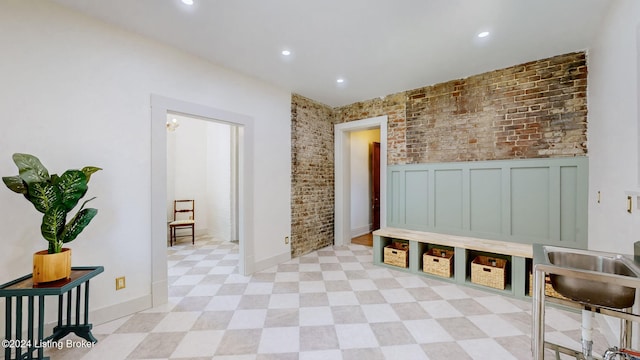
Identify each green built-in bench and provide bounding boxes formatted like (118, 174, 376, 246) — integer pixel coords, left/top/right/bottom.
(373, 227, 534, 298)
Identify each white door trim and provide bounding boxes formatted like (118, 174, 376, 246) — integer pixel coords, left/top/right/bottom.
(334, 115, 388, 246)
(150, 94, 254, 307)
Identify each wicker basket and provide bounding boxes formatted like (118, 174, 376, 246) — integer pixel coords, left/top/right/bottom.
(471, 256, 507, 290)
(528, 273, 568, 300)
(423, 248, 454, 278)
(384, 241, 409, 268)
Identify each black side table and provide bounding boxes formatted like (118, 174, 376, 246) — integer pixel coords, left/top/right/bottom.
(0, 266, 104, 360)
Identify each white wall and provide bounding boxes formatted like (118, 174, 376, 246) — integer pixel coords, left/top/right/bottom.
(350, 129, 380, 237)
(0, 1, 291, 325)
(587, 0, 640, 255)
(169, 116, 210, 234)
(166, 114, 233, 241)
(206, 121, 233, 242)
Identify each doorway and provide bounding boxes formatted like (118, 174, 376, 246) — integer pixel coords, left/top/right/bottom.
(150, 95, 254, 307)
(166, 113, 239, 243)
(348, 129, 380, 246)
(334, 116, 388, 247)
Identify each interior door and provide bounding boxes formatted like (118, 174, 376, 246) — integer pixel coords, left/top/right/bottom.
(371, 142, 381, 230)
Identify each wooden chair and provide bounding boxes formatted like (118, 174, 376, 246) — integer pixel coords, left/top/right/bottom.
(169, 200, 195, 246)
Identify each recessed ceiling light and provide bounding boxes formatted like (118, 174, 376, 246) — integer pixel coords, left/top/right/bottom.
(182, 0, 194, 5)
(336, 78, 345, 84)
(477, 31, 490, 38)
(281, 50, 291, 56)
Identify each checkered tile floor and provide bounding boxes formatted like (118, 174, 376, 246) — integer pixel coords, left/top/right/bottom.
(43, 236, 611, 359)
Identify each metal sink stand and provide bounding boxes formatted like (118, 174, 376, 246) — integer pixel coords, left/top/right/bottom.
(532, 264, 639, 359)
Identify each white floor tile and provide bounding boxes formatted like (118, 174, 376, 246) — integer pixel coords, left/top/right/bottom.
(335, 323, 379, 349)
(205, 295, 242, 311)
(431, 284, 469, 299)
(327, 291, 359, 306)
(361, 304, 400, 323)
(380, 288, 415, 303)
(458, 338, 518, 360)
(258, 327, 300, 353)
(404, 319, 454, 343)
(299, 281, 327, 293)
(380, 344, 429, 360)
(322, 271, 348, 281)
(186, 284, 221, 296)
(152, 311, 200, 332)
(467, 314, 524, 337)
(80, 333, 147, 360)
(419, 300, 463, 318)
(268, 293, 300, 309)
(348, 279, 377, 291)
(473, 295, 522, 314)
(170, 330, 224, 357)
(299, 307, 334, 326)
(299, 349, 343, 360)
(275, 272, 300, 282)
(227, 309, 267, 329)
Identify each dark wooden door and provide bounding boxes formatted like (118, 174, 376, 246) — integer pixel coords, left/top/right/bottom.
(371, 142, 381, 230)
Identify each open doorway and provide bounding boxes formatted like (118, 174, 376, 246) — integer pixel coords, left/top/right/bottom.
(166, 113, 239, 243)
(334, 115, 388, 247)
(349, 129, 381, 246)
(150, 95, 255, 307)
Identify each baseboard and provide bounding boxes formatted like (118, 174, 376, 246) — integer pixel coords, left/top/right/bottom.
(89, 294, 152, 326)
(351, 225, 371, 238)
(252, 250, 291, 274)
(152, 278, 169, 307)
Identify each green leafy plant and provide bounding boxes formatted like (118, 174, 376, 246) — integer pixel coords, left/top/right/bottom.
(2, 153, 101, 254)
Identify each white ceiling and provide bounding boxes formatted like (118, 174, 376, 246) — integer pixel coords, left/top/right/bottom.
(52, 0, 612, 107)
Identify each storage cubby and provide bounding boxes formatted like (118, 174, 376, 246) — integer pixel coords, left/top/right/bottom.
(373, 228, 533, 299)
(466, 250, 511, 292)
(375, 237, 412, 273)
(421, 244, 455, 278)
(383, 240, 409, 268)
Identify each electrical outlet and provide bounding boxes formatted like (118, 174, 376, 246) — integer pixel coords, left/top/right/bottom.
(285, 236, 289, 244)
(116, 276, 126, 290)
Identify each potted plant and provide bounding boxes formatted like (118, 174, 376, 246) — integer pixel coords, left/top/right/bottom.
(2, 153, 101, 284)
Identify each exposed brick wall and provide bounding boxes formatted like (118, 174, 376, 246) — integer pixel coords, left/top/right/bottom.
(335, 51, 587, 164)
(403, 52, 587, 163)
(292, 52, 588, 256)
(334, 93, 409, 165)
(290, 94, 336, 257)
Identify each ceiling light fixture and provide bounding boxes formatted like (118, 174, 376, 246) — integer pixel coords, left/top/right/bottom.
(281, 50, 291, 56)
(336, 78, 345, 84)
(477, 31, 490, 38)
(181, 0, 194, 5)
(166, 118, 180, 132)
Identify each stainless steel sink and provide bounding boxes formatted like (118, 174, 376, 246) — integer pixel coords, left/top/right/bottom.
(532, 244, 640, 360)
(544, 246, 639, 309)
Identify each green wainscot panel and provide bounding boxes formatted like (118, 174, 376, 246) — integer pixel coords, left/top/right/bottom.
(560, 166, 578, 243)
(386, 157, 588, 248)
(469, 168, 502, 234)
(434, 169, 463, 230)
(405, 170, 429, 228)
(389, 170, 402, 226)
(510, 167, 550, 240)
